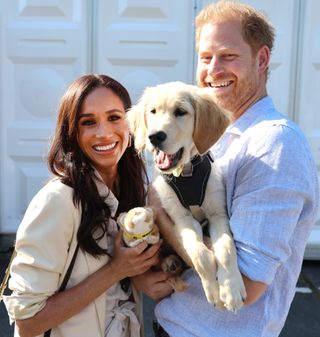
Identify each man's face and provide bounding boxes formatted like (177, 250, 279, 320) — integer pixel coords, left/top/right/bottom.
(197, 20, 266, 119)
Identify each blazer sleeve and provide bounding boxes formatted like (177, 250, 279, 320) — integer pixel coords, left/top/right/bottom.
(3, 180, 78, 321)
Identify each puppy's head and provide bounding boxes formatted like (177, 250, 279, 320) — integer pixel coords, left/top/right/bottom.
(127, 82, 230, 175)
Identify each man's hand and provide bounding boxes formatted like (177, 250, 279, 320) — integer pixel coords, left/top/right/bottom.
(131, 269, 173, 302)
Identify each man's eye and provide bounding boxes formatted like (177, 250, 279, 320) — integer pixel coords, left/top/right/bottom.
(200, 56, 211, 63)
(174, 108, 187, 117)
(109, 115, 121, 121)
(224, 54, 236, 60)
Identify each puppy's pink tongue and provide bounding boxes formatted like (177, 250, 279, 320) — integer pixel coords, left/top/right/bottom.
(155, 151, 171, 170)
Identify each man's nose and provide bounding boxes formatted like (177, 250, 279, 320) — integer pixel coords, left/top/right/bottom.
(207, 56, 223, 75)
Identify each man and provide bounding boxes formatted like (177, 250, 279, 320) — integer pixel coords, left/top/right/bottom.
(134, 1, 319, 336)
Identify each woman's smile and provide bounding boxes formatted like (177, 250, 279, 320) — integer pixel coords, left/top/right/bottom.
(93, 142, 117, 152)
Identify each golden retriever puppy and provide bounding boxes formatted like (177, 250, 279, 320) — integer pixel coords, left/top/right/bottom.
(127, 81, 246, 311)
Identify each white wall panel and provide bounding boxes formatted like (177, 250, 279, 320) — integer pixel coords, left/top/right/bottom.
(95, 0, 195, 103)
(0, 0, 89, 232)
(296, 0, 320, 169)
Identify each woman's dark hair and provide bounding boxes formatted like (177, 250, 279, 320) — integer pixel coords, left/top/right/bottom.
(47, 74, 148, 256)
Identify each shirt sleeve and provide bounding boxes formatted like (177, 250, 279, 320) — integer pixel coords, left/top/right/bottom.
(230, 124, 317, 284)
(3, 181, 77, 321)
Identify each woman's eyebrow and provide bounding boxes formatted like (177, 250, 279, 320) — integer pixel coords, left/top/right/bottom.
(79, 112, 94, 118)
(79, 109, 125, 118)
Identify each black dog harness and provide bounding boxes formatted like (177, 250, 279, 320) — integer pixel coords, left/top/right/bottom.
(162, 153, 213, 233)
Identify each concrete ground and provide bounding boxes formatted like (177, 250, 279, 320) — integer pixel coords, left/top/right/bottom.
(1, 236, 320, 337)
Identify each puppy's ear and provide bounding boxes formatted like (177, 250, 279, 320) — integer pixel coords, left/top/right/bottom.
(126, 89, 151, 153)
(192, 89, 231, 155)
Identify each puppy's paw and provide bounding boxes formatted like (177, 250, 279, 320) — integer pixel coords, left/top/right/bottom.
(201, 278, 223, 308)
(191, 243, 222, 307)
(166, 277, 188, 292)
(217, 269, 247, 312)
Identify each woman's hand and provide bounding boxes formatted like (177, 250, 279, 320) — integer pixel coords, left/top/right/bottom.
(109, 230, 162, 280)
(132, 270, 173, 302)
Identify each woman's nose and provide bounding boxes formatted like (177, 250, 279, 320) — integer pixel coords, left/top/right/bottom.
(96, 121, 110, 138)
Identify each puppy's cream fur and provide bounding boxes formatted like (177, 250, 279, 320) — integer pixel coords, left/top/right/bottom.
(127, 82, 246, 311)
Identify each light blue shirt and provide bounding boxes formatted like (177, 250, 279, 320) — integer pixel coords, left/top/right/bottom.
(155, 96, 319, 337)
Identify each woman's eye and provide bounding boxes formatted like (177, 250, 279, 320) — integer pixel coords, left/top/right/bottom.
(80, 119, 95, 126)
(109, 115, 121, 121)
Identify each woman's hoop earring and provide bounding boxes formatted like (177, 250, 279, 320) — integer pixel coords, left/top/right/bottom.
(127, 134, 132, 148)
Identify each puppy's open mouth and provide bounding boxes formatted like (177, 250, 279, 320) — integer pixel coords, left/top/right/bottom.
(154, 148, 183, 171)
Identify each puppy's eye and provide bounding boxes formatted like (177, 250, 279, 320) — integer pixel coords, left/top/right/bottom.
(174, 108, 187, 117)
(150, 108, 156, 114)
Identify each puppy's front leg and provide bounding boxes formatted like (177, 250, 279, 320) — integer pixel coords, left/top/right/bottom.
(150, 180, 220, 307)
(174, 216, 221, 307)
(209, 213, 247, 311)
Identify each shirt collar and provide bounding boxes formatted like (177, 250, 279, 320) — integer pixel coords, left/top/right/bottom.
(226, 96, 275, 136)
(92, 169, 119, 217)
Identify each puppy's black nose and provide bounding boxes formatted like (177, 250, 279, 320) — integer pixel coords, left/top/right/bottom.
(148, 131, 167, 146)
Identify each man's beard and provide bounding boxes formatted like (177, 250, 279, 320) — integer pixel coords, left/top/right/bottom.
(200, 70, 258, 115)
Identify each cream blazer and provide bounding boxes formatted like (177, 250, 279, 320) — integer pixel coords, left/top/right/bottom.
(4, 178, 143, 337)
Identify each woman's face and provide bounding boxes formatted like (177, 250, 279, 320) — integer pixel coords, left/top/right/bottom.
(77, 86, 130, 187)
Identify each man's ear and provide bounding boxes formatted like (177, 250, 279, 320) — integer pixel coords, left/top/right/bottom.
(257, 45, 270, 75)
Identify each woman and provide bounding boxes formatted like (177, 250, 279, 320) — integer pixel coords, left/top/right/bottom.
(3, 74, 161, 337)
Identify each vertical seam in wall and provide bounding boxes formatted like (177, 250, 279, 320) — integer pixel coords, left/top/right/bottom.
(291, 0, 304, 123)
(192, 0, 199, 85)
(87, 0, 96, 73)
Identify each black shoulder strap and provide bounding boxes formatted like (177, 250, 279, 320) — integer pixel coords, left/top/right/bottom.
(58, 243, 80, 292)
(44, 243, 80, 337)
(0, 246, 16, 302)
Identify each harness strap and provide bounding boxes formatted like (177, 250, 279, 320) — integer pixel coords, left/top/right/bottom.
(162, 153, 213, 236)
(163, 153, 212, 209)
